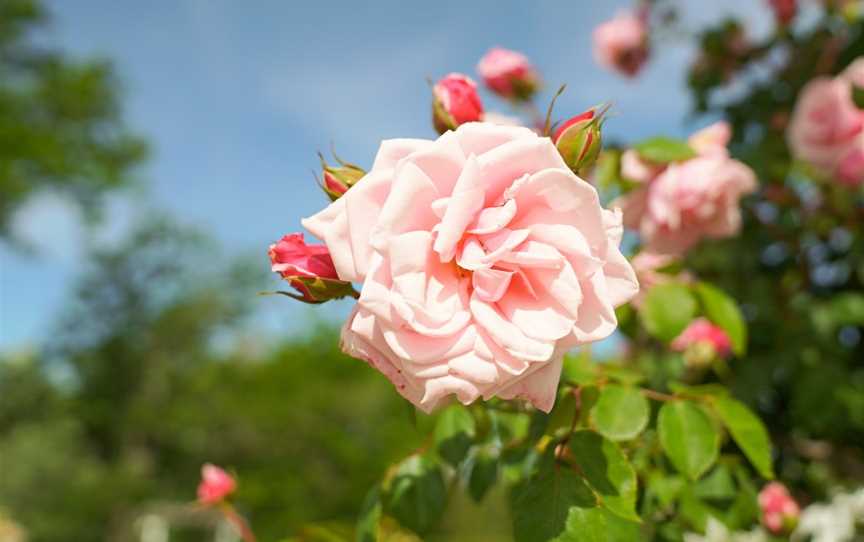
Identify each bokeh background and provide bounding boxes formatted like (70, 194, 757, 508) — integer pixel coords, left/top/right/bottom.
(0, 0, 790, 540)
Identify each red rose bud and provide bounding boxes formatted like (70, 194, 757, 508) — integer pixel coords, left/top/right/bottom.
(197, 464, 236, 505)
(759, 483, 800, 535)
(432, 73, 484, 134)
(477, 47, 540, 101)
(768, 0, 797, 26)
(671, 317, 733, 367)
(553, 108, 604, 175)
(268, 233, 357, 303)
(318, 152, 365, 201)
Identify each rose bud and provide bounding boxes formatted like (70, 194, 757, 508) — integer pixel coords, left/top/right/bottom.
(476, 47, 540, 101)
(671, 318, 733, 367)
(768, 0, 798, 26)
(318, 152, 365, 201)
(268, 233, 357, 303)
(593, 11, 650, 78)
(759, 482, 800, 535)
(432, 73, 484, 134)
(197, 464, 236, 505)
(553, 108, 605, 175)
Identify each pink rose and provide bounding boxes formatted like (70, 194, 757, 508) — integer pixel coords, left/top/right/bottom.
(303, 123, 639, 412)
(476, 48, 539, 100)
(432, 73, 484, 134)
(671, 318, 732, 358)
(837, 147, 864, 186)
(788, 75, 864, 172)
(759, 482, 800, 534)
(768, 0, 797, 25)
(593, 11, 650, 78)
(197, 464, 236, 505)
(616, 122, 757, 254)
(842, 58, 864, 88)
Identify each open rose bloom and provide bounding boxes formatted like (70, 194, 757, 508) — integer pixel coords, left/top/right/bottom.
(616, 122, 757, 254)
(303, 123, 639, 412)
(788, 58, 864, 186)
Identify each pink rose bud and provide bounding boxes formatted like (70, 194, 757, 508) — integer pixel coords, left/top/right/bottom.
(268, 233, 356, 303)
(476, 47, 540, 101)
(197, 463, 236, 505)
(759, 482, 800, 535)
(837, 147, 864, 186)
(318, 152, 365, 202)
(768, 0, 798, 25)
(593, 11, 650, 78)
(432, 73, 484, 134)
(671, 318, 733, 366)
(553, 108, 605, 175)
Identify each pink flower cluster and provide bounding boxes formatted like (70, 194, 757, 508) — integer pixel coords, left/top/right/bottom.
(301, 123, 638, 412)
(615, 122, 757, 255)
(788, 58, 864, 187)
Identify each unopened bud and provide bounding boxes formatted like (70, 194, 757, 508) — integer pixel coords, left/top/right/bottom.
(553, 108, 604, 176)
(268, 233, 357, 303)
(318, 152, 365, 201)
(432, 73, 484, 134)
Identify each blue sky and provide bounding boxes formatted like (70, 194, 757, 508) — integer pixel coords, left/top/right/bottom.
(0, 0, 772, 349)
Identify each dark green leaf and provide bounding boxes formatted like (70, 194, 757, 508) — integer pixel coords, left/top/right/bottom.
(569, 430, 639, 521)
(853, 85, 864, 109)
(695, 282, 747, 356)
(434, 405, 476, 466)
(712, 397, 774, 479)
(694, 464, 737, 501)
(633, 137, 697, 163)
(467, 448, 499, 503)
(511, 453, 597, 542)
(383, 455, 447, 535)
(547, 388, 579, 437)
(590, 386, 649, 441)
(658, 401, 719, 480)
(640, 284, 698, 342)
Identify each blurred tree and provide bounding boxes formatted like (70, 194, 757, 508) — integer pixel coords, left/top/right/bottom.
(0, 0, 146, 242)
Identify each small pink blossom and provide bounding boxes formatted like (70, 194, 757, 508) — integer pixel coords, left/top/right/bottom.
(433, 73, 484, 133)
(303, 123, 639, 413)
(759, 482, 800, 534)
(197, 464, 236, 505)
(615, 122, 757, 255)
(671, 318, 732, 358)
(476, 47, 539, 100)
(593, 11, 650, 78)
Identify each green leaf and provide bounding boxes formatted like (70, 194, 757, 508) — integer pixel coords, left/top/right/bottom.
(356, 486, 382, 542)
(668, 382, 730, 398)
(712, 397, 774, 479)
(383, 455, 447, 535)
(590, 386, 649, 441)
(562, 355, 600, 386)
(694, 464, 737, 501)
(633, 137, 697, 163)
(547, 388, 579, 436)
(658, 401, 719, 480)
(433, 405, 476, 466)
(511, 452, 597, 542)
(569, 430, 639, 521)
(467, 448, 499, 503)
(695, 282, 747, 355)
(646, 471, 686, 507)
(853, 85, 864, 109)
(558, 507, 642, 541)
(640, 283, 698, 342)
